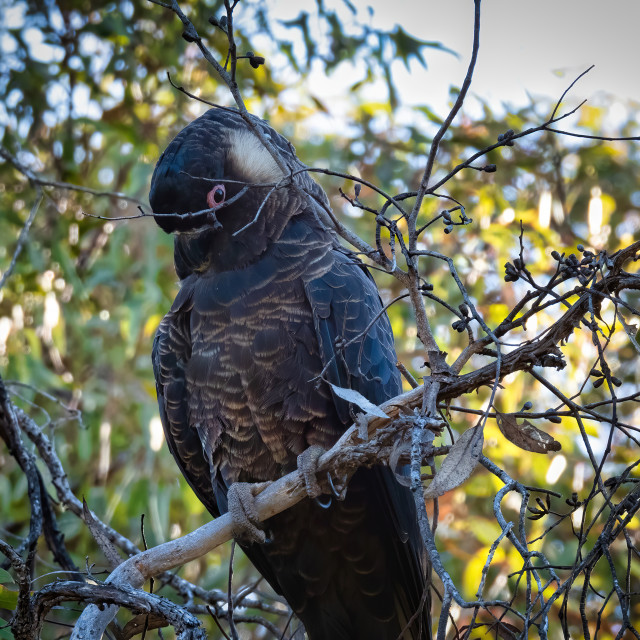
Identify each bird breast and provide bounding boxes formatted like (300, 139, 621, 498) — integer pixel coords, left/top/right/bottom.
(183, 230, 342, 484)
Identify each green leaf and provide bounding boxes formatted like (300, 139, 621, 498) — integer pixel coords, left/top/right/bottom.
(280, 12, 315, 68)
(0, 569, 13, 584)
(0, 585, 18, 610)
(0, 626, 15, 640)
(389, 26, 457, 71)
(417, 105, 445, 125)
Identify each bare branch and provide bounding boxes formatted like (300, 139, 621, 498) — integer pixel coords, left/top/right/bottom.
(410, 0, 482, 223)
(0, 147, 146, 206)
(0, 187, 43, 291)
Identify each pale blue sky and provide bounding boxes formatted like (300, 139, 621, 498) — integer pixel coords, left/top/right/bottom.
(2, 0, 638, 134)
(260, 0, 640, 124)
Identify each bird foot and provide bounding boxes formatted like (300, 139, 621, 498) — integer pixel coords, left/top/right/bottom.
(227, 482, 268, 544)
(297, 445, 326, 499)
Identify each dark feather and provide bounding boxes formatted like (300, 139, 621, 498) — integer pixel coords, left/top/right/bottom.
(150, 108, 430, 639)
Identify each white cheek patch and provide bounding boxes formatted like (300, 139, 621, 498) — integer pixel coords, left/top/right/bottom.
(227, 129, 286, 184)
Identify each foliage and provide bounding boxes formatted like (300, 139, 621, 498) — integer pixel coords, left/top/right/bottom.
(1, 1, 639, 639)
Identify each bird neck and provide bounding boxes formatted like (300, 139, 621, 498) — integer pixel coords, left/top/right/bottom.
(173, 213, 334, 280)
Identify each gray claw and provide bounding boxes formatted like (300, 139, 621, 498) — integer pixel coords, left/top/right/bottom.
(227, 482, 267, 544)
(297, 445, 326, 499)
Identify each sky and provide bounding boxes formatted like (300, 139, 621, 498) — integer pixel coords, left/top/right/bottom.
(380, 0, 640, 108)
(264, 0, 640, 125)
(1, 0, 638, 142)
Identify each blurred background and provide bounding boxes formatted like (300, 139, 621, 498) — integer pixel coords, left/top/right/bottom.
(1, 0, 639, 637)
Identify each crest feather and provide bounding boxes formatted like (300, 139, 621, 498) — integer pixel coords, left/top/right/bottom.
(227, 129, 285, 184)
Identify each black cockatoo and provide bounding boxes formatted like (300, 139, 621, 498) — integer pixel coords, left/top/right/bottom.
(150, 108, 430, 639)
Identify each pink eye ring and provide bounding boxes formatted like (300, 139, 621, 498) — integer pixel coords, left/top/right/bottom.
(207, 184, 226, 209)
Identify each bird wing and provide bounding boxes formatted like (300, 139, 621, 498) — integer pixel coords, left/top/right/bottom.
(152, 278, 288, 592)
(304, 249, 430, 637)
(152, 282, 221, 517)
(304, 248, 401, 411)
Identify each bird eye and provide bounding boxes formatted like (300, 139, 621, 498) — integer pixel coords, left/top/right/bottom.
(207, 184, 226, 209)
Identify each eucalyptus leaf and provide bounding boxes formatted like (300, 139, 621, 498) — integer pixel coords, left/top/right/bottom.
(328, 383, 389, 419)
(424, 425, 484, 499)
(0, 569, 14, 585)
